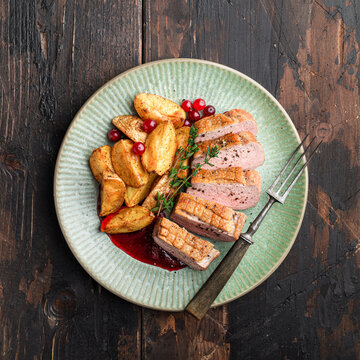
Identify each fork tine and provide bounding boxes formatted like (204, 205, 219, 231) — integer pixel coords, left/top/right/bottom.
(277, 136, 317, 193)
(281, 140, 323, 200)
(269, 134, 309, 191)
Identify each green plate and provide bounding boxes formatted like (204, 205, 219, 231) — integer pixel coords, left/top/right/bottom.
(54, 59, 307, 310)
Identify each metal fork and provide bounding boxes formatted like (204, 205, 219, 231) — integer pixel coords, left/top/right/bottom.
(185, 135, 322, 320)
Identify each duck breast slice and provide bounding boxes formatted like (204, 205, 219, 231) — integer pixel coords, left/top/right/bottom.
(153, 218, 220, 271)
(191, 132, 264, 171)
(194, 110, 257, 143)
(187, 167, 261, 210)
(171, 193, 247, 242)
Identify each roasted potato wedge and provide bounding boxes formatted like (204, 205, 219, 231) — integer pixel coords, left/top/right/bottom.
(124, 172, 158, 207)
(112, 115, 147, 143)
(141, 122, 177, 175)
(89, 145, 115, 183)
(134, 93, 185, 128)
(100, 206, 154, 233)
(175, 127, 190, 178)
(100, 171, 126, 216)
(111, 139, 149, 188)
(142, 174, 175, 210)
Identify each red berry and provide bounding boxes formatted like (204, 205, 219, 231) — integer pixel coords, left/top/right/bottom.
(188, 110, 201, 122)
(193, 98, 206, 111)
(142, 119, 157, 133)
(108, 129, 121, 142)
(132, 142, 145, 155)
(181, 100, 193, 112)
(183, 119, 192, 127)
(203, 105, 215, 117)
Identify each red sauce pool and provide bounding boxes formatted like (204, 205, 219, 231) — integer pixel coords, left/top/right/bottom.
(98, 202, 186, 271)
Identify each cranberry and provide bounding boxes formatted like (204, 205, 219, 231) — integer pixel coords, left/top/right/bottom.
(203, 105, 215, 117)
(188, 110, 201, 122)
(183, 119, 192, 127)
(193, 98, 206, 111)
(132, 142, 145, 155)
(181, 100, 193, 112)
(142, 119, 157, 133)
(108, 129, 121, 142)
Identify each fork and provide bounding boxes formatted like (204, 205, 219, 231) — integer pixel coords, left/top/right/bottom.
(185, 135, 322, 320)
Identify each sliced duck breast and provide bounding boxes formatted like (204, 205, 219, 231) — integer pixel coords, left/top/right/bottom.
(223, 109, 258, 136)
(194, 110, 257, 143)
(191, 132, 264, 171)
(171, 193, 247, 242)
(187, 167, 261, 210)
(153, 218, 220, 271)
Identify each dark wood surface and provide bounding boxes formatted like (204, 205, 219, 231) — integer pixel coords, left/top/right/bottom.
(0, 0, 359, 359)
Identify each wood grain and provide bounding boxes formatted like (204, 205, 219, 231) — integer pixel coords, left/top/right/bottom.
(142, 308, 230, 360)
(0, 0, 359, 359)
(228, 0, 360, 358)
(0, 1, 142, 359)
(142, 1, 279, 358)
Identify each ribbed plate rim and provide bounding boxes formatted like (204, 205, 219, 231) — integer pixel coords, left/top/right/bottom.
(53, 58, 308, 311)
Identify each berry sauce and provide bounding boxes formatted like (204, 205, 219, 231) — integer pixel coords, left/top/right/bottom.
(97, 201, 186, 271)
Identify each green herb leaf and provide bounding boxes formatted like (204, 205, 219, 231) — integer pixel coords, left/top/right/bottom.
(176, 146, 184, 157)
(169, 168, 177, 178)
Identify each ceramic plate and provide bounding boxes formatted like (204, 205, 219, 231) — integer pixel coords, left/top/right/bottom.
(54, 59, 307, 311)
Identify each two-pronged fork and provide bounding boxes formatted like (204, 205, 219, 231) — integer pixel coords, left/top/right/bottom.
(185, 135, 322, 320)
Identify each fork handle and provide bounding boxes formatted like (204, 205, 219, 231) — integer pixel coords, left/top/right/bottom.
(185, 239, 250, 320)
(186, 197, 277, 320)
(246, 197, 276, 237)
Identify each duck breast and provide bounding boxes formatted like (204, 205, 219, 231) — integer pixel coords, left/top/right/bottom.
(187, 167, 261, 210)
(171, 193, 247, 242)
(191, 132, 264, 171)
(153, 218, 220, 271)
(194, 110, 257, 143)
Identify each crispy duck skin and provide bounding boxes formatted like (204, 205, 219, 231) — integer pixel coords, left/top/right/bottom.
(194, 110, 257, 143)
(223, 109, 257, 135)
(187, 167, 261, 210)
(191, 132, 264, 171)
(153, 218, 220, 271)
(171, 193, 247, 242)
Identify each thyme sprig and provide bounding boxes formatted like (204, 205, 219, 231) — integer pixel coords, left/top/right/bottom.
(151, 125, 219, 214)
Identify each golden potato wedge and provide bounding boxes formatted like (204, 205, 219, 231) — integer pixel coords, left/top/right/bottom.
(124, 172, 158, 207)
(142, 174, 175, 211)
(112, 115, 147, 143)
(89, 145, 115, 183)
(134, 93, 185, 128)
(141, 122, 177, 176)
(100, 206, 154, 233)
(111, 139, 149, 188)
(99, 171, 126, 216)
(175, 127, 190, 178)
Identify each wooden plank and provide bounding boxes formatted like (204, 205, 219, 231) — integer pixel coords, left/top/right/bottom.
(228, 0, 360, 358)
(0, 1, 142, 359)
(143, 0, 280, 93)
(142, 1, 278, 359)
(141, 309, 229, 360)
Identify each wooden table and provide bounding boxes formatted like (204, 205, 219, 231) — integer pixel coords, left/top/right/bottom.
(1, 1, 359, 359)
